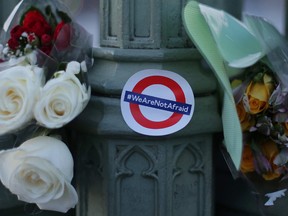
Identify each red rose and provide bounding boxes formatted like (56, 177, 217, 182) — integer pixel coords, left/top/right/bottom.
(41, 34, 52, 46)
(8, 37, 19, 50)
(22, 10, 48, 27)
(27, 33, 37, 43)
(10, 25, 26, 39)
(25, 20, 52, 37)
(53, 22, 71, 50)
(22, 10, 52, 37)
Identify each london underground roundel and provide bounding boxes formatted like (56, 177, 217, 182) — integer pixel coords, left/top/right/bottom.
(121, 69, 195, 136)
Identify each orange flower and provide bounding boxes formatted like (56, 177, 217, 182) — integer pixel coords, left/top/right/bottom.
(262, 172, 281, 181)
(236, 101, 254, 131)
(241, 144, 255, 173)
(245, 73, 274, 114)
(260, 140, 281, 181)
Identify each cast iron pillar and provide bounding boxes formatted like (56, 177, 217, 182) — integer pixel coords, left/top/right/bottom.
(70, 1, 222, 216)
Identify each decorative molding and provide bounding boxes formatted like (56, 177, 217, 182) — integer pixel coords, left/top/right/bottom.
(162, 0, 192, 48)
(74, 132, 214, 216)
(100, 0, 191, 48)
(171, 142, 205, 216)
(114, 145, 159, 216)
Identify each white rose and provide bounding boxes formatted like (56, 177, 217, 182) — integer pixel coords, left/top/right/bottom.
(34, 67, 90, 128)
(0, 136, 78, 213)
(0, 65, 44, 135)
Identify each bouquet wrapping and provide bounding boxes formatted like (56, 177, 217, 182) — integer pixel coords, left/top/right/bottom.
(0, 0, 93, 213)
(183, 1, 288, 215)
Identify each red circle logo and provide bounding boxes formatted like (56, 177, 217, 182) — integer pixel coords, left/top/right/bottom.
(121, 69, 195, 136)
(130, 75, 185, 129)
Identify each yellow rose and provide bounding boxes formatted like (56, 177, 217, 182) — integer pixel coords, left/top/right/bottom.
(260, 140, 281, 181)
(236, 101, 255, 131)
(245, 73, 274, 114)
(262, 172, 281, 181)
(240, 144, 255, 173)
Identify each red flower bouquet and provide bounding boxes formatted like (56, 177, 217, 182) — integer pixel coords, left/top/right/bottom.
(4, 3, 71, 57)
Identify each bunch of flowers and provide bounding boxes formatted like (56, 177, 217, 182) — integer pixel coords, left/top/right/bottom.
(3, 4, 70, 57)
(0, 0, 93, 213)
(231, 61, 288, 209)
(233, 62, 288, 205)
(231, 31, 288, 206)
(182, 0, 288, 212)
(0, 57, 90, 135)
(6, 10, 50, 55)
(232, 63, 288, 180)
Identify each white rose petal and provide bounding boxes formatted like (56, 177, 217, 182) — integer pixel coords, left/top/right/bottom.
(66, 61, 81, 75)
(0, 65, 44, 135)
(37, 183, 78, 213)
(34, 70, 90, 128)
(18, 136, 74, 180)
(11, 158, 65, 203)
(25, 51, 38, 65)
(80, 61, 87, 72)
(2, 47, 9, 55)
(0, 136, 78, 213)
(0, 52, 38, 71)
(0, 56, 25, 71)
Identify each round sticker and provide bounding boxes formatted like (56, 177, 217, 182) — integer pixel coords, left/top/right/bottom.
(121, 69, 195, 136)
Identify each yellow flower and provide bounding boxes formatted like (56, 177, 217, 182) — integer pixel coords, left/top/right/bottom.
(241, 144, 255, 173)
(262, 172, 281, 181)
(236, 101, 254, 131)
(260, 140, 281, 181)
(245, 73, 274, 114)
